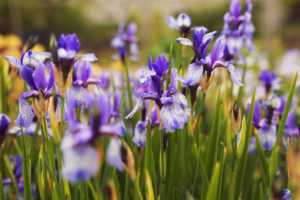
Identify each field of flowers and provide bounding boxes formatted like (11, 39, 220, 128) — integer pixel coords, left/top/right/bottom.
(0, 0, 299, 199)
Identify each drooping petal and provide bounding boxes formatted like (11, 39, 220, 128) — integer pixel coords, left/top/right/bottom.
(61, 123, 94, 150)
(227, 64, 243, 86)
(160, 102, 185, 132)
(133, 121, 147, 147)
(185, 63, 203, 86)
(166, 16, 179, 29)
(21, 90, 39, 99)
(62, 145, 99, 183)
(4, 56, 22, 68)
(15, 98, 35, 127)
(32, 63, 48, 91)
(20, 66, 36, 90)
(176, 37, 193, 46)
(106, 137, 123, 171)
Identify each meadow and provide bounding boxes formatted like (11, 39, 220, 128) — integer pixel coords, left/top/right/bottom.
(0, 0, 299, 199)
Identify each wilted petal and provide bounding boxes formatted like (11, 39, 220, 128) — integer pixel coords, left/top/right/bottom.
(62, 145, 99, 183)
(227, 64, 243, 86)
(106, 137, 123, 171)
(15, 98, 35, 127)
(4, 56, 22, 68)
(176, 37, 193, 46)
(167, 16, 178, 29)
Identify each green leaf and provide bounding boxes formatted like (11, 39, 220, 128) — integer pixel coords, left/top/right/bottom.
(254, 132, 268, 176)
(21, 128, 31, 200)
(166, 43, 173, 88)
(237, 117, 246, 158)
(0, 172, 5, 200)
(234, 86, 256, 199)
(269, 73, 298, 179)
(205, 163, 220, 200)
(225, 120, 233, 156)
(205, 92, 221, 178)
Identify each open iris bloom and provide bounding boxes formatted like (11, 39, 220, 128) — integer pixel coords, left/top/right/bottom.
(111, 22, 139, 62)
(258, 70, 281, 97)
(244, 96, 298, 152)
(57, 33, 98, 62)
(15, 62, 55, 127)
(127, 55, 190, 133)
(222, 0, 255, 62)
(60, 90, 127, 181)
(177, 28, 243, 101)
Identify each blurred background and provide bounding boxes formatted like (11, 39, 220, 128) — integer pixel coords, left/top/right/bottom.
(0, 0, 299, 66)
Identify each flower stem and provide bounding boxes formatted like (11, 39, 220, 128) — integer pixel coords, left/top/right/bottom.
(123, 58, 133, 110)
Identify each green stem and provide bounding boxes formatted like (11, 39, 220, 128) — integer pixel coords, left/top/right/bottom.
(0, 61, 6, 113)
(21, 128, 31, 200)
(135, 178, 144, 200)
(160, 130, 165, 200)
(123, 58, 133, 110)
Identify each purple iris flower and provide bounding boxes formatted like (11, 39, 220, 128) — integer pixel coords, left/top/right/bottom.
(176, 28, 243, 87)
(258, 70, 281, 93)
(111, 22, 139, 62)
(72, 60, 101, 88)
(127, 60, 190, 133)
(167, 13, 192, 37)
(246, 100, 277, 151)
(58, 34, 80, 59)
(0, 114, 11, 145)
(281, 189, 293, 200)
(20, 62, 55, 99)
(222, 0, 255, 59)
(5, 50, 51, 68)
